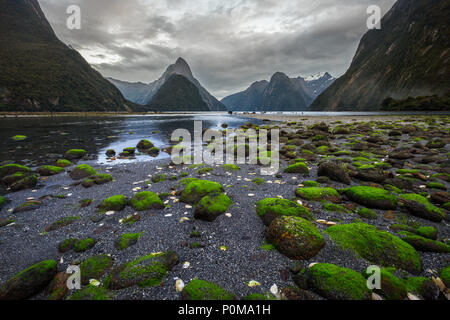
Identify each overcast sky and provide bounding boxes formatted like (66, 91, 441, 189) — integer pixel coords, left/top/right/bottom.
(39, 0, 396, 99)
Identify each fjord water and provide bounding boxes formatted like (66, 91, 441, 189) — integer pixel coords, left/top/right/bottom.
(0, 115, 262, 168)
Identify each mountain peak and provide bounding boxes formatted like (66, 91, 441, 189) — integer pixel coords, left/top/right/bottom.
(175, 57, 189, 67)
(271, 72, 289, 81)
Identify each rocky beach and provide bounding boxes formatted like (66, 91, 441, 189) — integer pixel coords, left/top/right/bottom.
(0, 115, 449, 301)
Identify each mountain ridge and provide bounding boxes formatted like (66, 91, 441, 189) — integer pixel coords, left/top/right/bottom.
(309, 0, 450, 111)
(0, 0, 130, 112)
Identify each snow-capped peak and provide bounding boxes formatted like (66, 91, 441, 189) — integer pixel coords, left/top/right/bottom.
(304, 72, 328, 82)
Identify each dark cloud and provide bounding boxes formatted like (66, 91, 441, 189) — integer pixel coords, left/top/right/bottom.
(39, 0, 396, 98)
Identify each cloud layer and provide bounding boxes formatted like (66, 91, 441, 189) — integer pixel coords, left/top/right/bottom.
(39, 0, 396, 98)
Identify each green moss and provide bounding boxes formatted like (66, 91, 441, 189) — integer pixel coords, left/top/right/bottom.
(195, 193, 232, 221)
(260, 242, 276, 251)
(115, 252, 175, 288)
(73, 238, 96, 253)
(316, 146, 329, 154)
(80, 255, 114, 285)
(401, 235, 450, 253)
(58, 238, 77, 253)
(325, 223, 421, 274)
(123, 147, 136, 154)
(256, 198, 313, 224)
(399, 194, 444, 219)
(364, 268, 406, 300)
(345, 186, 397, 210)
(0, 163, 31, 179)
(252, 178, 265, 185)
(384, 184, 402, 194)
(70, 285, 113, 300)
(295, 187, 340, 202)
(223, 164, 241, 171)
(11, 135, 27, 141)
(405, 277, 434, 296)
(440, 266, 450, 287)
(45, 216, 80, 232)
(65, 149, 87, 159)
(197, 167, 214, 175)
(137, 139, 154, 150)
(182, 279, 234, 300)
(426, 182, 446, 190)
(284, 162, 309, 174)
(415, 226, 438, 240)
(130, 192, 163, 211)
(151, 173, 166, 183)
(70, 164, 97, 180)
(397, 169, 419, 174)
(357, 207, 377, 219)
(97, 195, 127, 212)
(180, 180, 225, 204)
(37, 165, 64, 176)
(115, 232, 144, 250)
(302, 180, 319, 187)
(0, 196, 5, 209)
(82, 174, 113, 187)
(148, 147, 160, 156)
(323, 202, 348, 213)
(243, 293, 276, 300)
(55, 159, 73, 168)
(308, 263, 371, 300)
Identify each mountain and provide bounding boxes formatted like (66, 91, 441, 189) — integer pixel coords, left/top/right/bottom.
(0, 0, 130, 112)
(220, 80, 268, 112)
(108, 58, 227, 111)
(309, 0, 450, 111)
(221, 72, 334, 111)
(304, 72, 336, 99)
(148, 74, 209, 112)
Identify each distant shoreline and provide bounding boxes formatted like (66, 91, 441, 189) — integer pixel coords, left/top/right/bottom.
(0, 111, 449, 119)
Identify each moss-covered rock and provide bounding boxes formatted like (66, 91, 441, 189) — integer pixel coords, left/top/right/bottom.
(115, 232, 144, 250)
(137, 139, 154, 150)
(194, 193, 232, 222)
(11, 135, 27, 141)
(130, 191, 164, 211)
(180, 180, 225, 204)
(57, 238, 77, 253)
(55, 159, 73, 168)
(45, 216, 80, 232)
(97, 195, 127, 212)
(9, 174, 38, 192)
(284, 162, 309, 175)
(106, 149, 116, 157)
(398, 194, 445, 222)
(82, 174, 113, 188)
(364, 268, 407, 300)
(0, 164, 31, 179)
(73, 238, 96, 253)
(266, 216, 325, 260)
(256, 198, 313, 226)
(37, 165, 64, 176)
(440, 266, 450, 288)
(0, 260, 57, 300)
(80, 255, 114, 285)
(401, 235, 450, 253)
(64, 149, 87, 160)
(0, 196, 6, 210)
(107, 252, 179, 290)
(406, 277, 440, 300)
(357, 207, 377, 219)
(295, 187, 341, 203)
(223, 164, 241, 171)
(69, 164, 97, 180)
(148, 147, 160, 157)
(325, 223, 421, 274)
(345, 186, 397, 210)
(46, 272, 69, 300)
(70, 285, 113, 300)
(123, 147, 136, 155)
(181, 279, 234, 300)
(151, 173, 166, 183)
(390, 224, 438, 240)
(308, 263, 371, 300)
(317, 162, 351, 185)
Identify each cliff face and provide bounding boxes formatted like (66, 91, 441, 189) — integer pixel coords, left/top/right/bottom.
(0, 0, 129, 112)
(309, 0, 450, 111)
